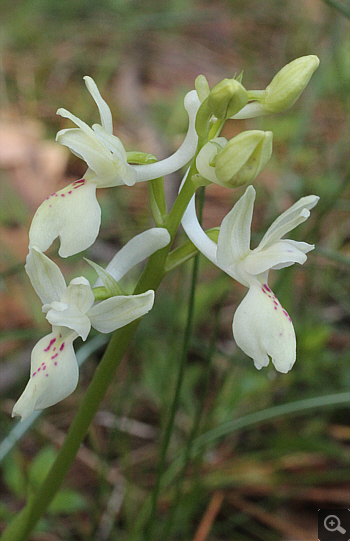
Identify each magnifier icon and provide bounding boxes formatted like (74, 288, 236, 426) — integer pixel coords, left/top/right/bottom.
(324, 514, 346, 534)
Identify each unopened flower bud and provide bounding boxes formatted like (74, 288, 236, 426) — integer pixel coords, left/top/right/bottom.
(215, 130, 273, 187)
(208, 78, 248, 119)
(259, 55, 320, 113)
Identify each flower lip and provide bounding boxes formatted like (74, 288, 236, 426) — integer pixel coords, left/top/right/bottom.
(233, 283, 296, 373)
(11, 327, 79, 421)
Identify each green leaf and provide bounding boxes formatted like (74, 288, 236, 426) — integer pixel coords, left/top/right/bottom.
(28, 447, 57, 487)
(49, 489, 88, 513)
(1, 452, 26, 499)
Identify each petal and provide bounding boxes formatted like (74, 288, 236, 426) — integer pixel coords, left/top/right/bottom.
(46, 304, 91, 340)
(61, 277, 95, 313)
(57, 127, 111, 166)
(44, 277, 95, 340)
(92, 124, 127, 160)
(57, 128, 132, 187)
(216, 185, 255, 270)
(97, 228, 171, 284)
(88, 290, 155, 333)
(83, 76, 113, 134)
(25, 246, 66, 304)
(90, 125, 136, 186)
(133, 90, 200, 182)
(56, 107, 104, 150)
(258, 195, 319, 250)
(12, 328, 79, 421)
(181, 194, 218, 265)
(244, 239, 313, 275)
(29, 180, 101, 258)
(232, 284, 296, 373)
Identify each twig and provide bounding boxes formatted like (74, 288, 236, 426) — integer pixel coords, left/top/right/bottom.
(192, 491, 224, 541)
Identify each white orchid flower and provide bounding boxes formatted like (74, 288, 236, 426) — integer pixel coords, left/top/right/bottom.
(29, 77, 200, 257)
(13, 228, 170, 421)
(182, 185, 319, 372)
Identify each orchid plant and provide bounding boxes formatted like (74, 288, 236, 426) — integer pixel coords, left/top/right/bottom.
(5, 55, 320, 541)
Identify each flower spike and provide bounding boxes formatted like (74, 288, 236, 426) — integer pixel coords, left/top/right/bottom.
(182, 186, 319, 372)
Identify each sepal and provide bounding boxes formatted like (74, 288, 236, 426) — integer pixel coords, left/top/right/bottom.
(88, 290, 155, 333)
(25, 245, 66, 304)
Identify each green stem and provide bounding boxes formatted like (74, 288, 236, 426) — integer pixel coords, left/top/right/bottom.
(162, 294, 222, 538)
(148, 177, 168, 226)
(144, 187, 205, 541)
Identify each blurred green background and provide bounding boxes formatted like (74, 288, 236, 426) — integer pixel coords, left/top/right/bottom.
(0, 0, 350, 539)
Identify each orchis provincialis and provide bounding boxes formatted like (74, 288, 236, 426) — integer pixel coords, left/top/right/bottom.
(29, 77, 200, 257)
(182, 186, 319, 373)
(13, 228, 170, 421)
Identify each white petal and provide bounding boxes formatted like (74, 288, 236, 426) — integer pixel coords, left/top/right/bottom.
(56, 128, 103, 161)
(12, 328, 79, 421)
(92, 124, 127, 160)
(196, 138, 227, 183)
(98, 228, 171, 285)
(43, 301, 68, 314)
(57, 128, 131, 187)
(61, 277, 95, 313)
(88, 290, 155, 333)
(217, 185, 255, 270)
(56, 107, 99, 140)
(233, 284, 296, 373)
(91, 126, 136, 186)
(244, 240, 312, 275)
(25, 246, 66, 305)
(46, 304, 91, 340)
(181, 194, 218, 265)
(258, 195, 319, 250)
(133, 90, 200, 182)
(29, 180, 101, 258)
(83, 76, 113, 134)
